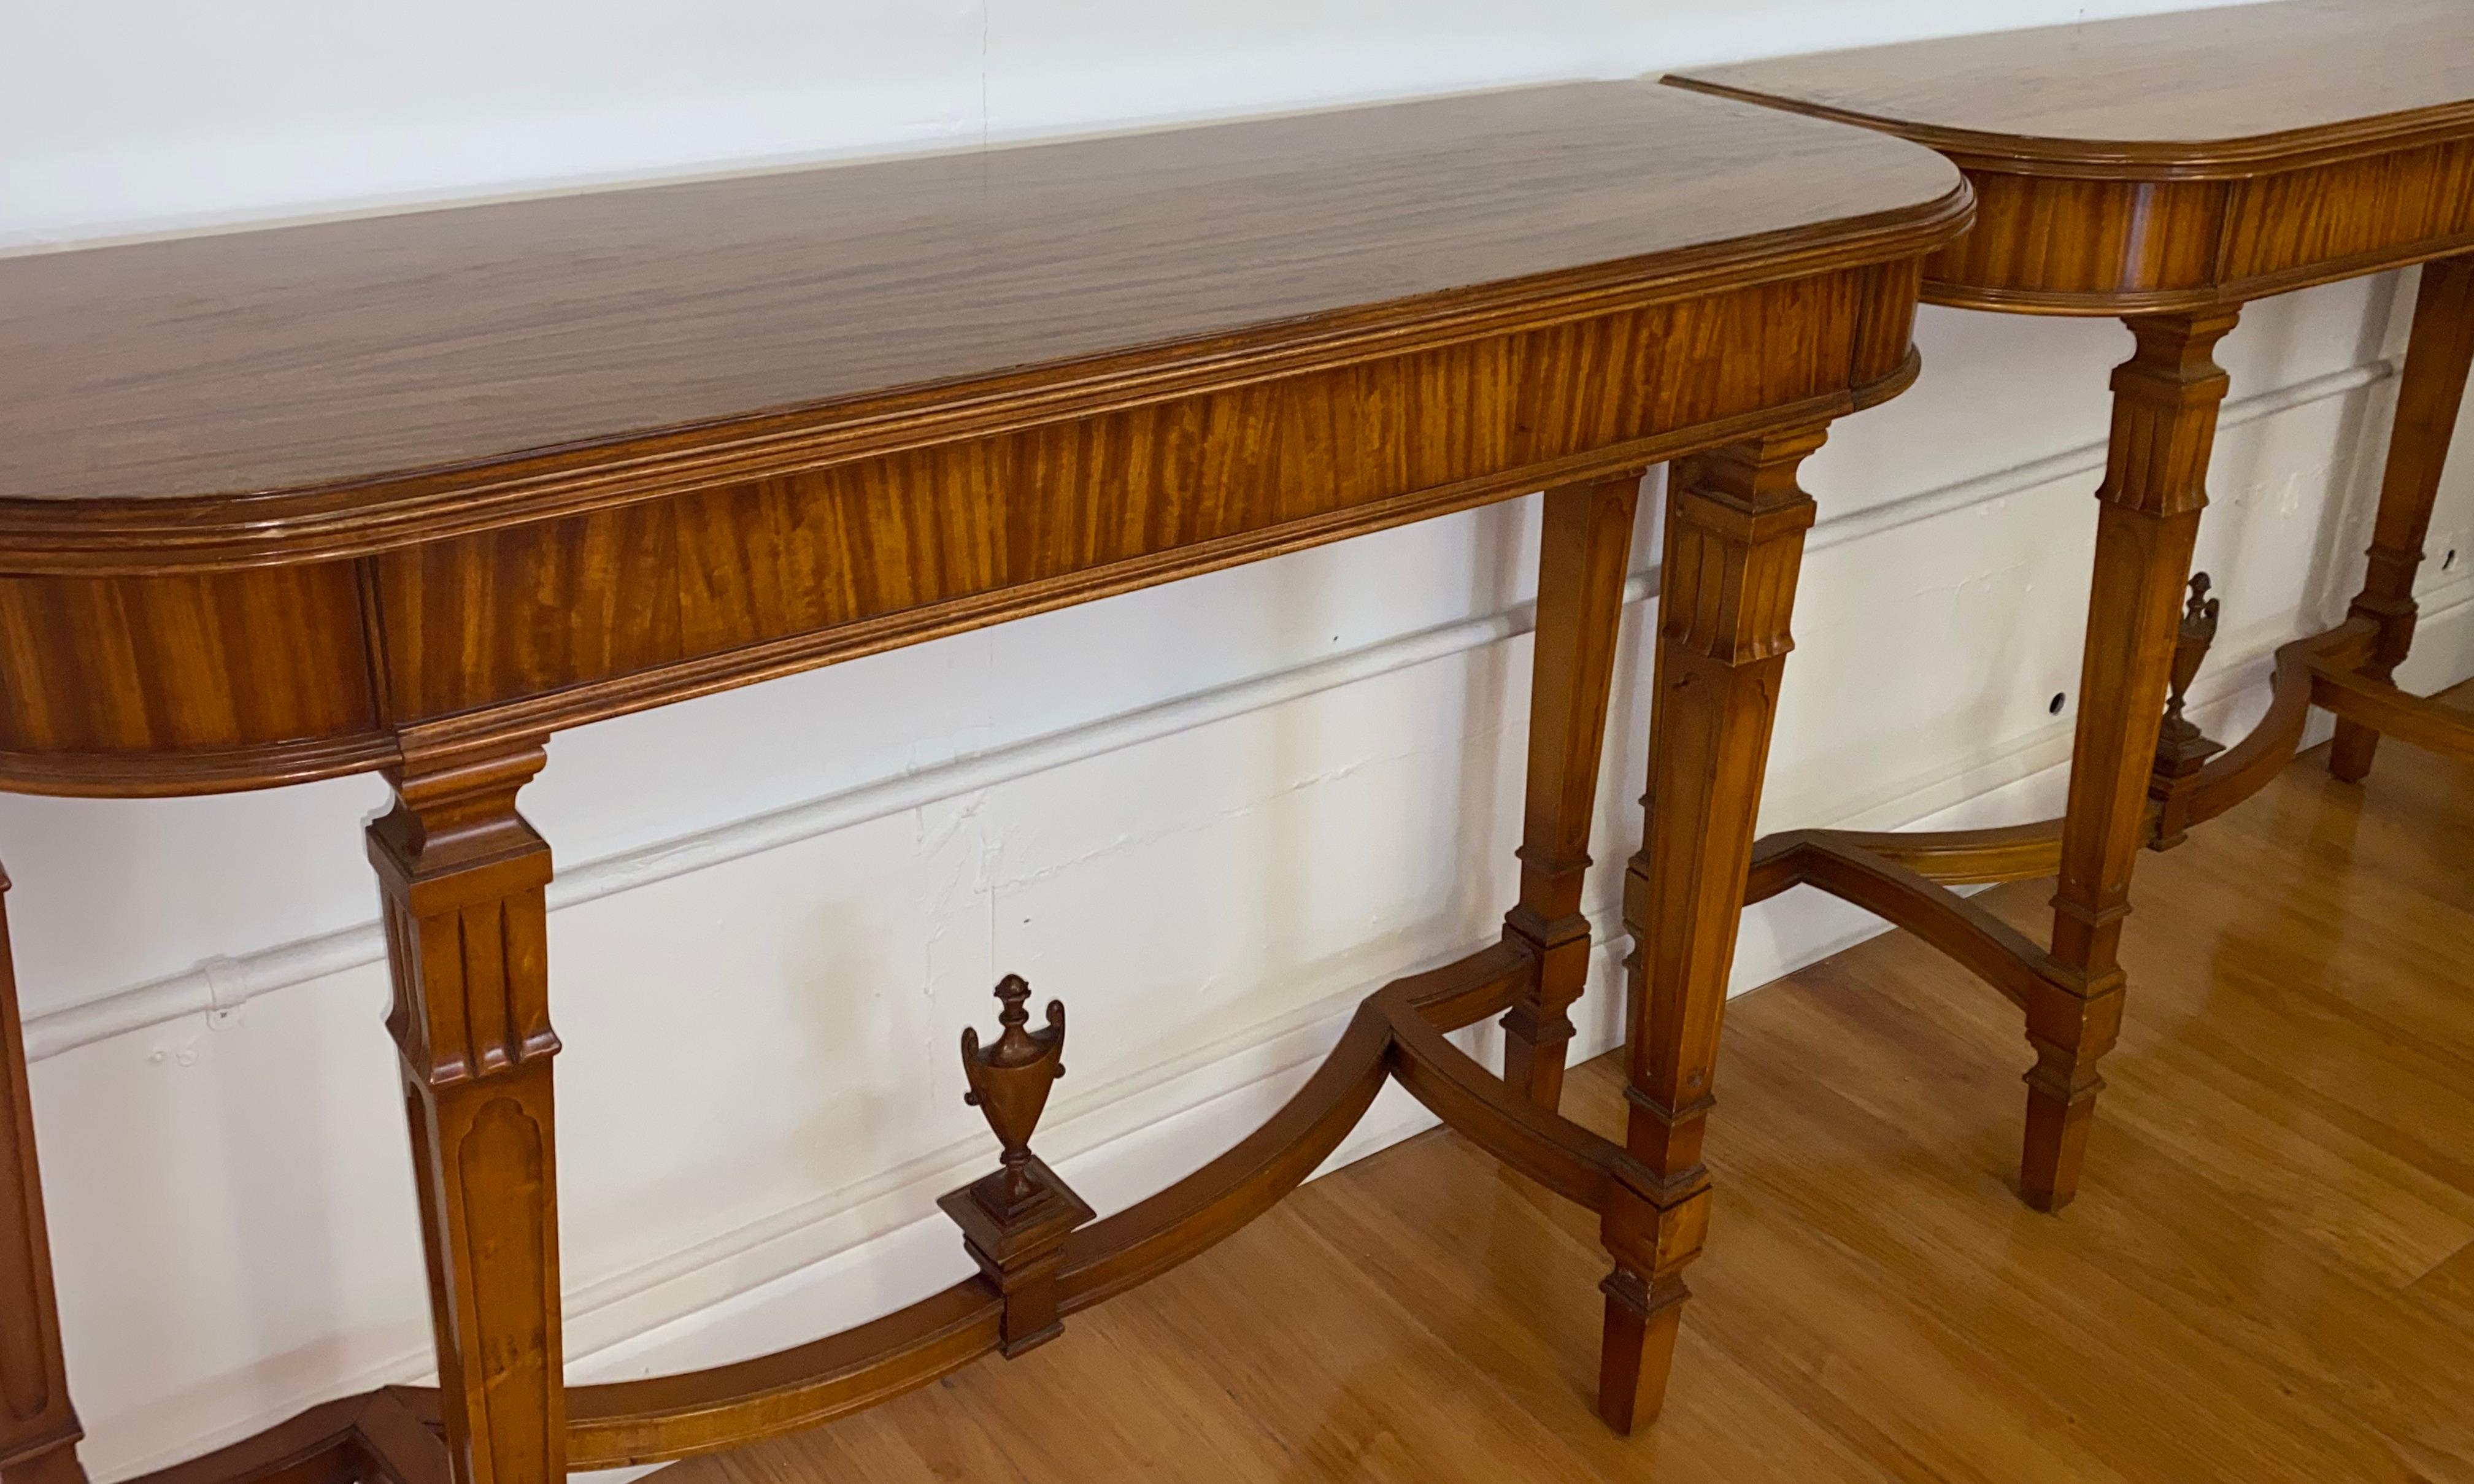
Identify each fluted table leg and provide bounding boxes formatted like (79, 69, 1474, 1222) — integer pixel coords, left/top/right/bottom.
(370, 747, 566, 1484)
(1500, 473, 1644, 1112)
(2330, 255, 2474, 783)
(1603, 430, 1821, 1432)
(2029, 309, 2237, 1213)
(0, 869, 85, 1484)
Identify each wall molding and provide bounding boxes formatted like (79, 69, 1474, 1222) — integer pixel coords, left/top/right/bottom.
(22, 354, 2403, 1064)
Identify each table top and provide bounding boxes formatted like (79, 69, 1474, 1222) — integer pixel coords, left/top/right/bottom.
(0, 82, 1957, 519)
(0, 79, 1966, 796)
(1669, 0, 2474, 174)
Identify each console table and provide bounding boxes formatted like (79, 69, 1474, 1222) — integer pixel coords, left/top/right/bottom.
(1671, 0, 2474, 1213)
(0, 83, 1967, 1483)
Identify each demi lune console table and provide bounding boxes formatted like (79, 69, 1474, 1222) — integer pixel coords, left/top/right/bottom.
(0, 84, 1968, 1484)
(1670, 0, 2474, 1213)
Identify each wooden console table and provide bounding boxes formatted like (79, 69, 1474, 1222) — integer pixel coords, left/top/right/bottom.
(1671, 0, 2474, 1213)
(0, 84, 1967, 1483)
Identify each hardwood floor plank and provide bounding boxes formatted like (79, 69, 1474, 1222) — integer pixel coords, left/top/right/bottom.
(1624, 1005, 2437, 1480)
(1287, 1127, 1903, 1483)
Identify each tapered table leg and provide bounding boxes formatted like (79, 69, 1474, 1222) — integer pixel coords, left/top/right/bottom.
(2029, 309, 2238, 1213)
(2330, 255, 2474, 783)
(1500, 474, 1643, 1112)
(1603, 431, 1821, 1432)
(369, 747, 566, 1484)
(0, 871, 85, 1484)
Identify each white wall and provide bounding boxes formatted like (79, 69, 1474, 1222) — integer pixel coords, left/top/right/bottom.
(9, 2, 2474, 1478)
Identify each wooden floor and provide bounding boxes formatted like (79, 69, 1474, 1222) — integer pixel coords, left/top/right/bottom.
(668, 704, 2474, 1484)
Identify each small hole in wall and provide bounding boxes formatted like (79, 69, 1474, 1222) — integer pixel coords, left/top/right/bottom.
(2049, 692, 2068, 716)
(2446, 548, 2460, 572)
